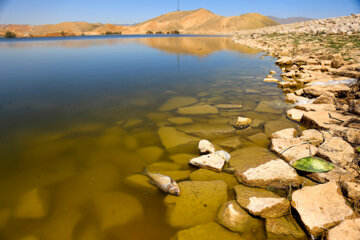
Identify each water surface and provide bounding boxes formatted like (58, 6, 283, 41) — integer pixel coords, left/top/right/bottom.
(0, 35, 298, 240)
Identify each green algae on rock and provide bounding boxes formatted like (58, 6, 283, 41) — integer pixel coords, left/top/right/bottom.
(164, 181, 227, 228)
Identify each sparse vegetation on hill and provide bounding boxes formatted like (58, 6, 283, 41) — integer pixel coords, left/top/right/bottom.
(4, 31, 16, 38)
(104, 31, 122, 35)
(155, 31, 163, 34)
(146, 30, 153, 34)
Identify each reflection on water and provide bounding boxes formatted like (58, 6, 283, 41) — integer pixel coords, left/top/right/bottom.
(0, 36, 298, 240)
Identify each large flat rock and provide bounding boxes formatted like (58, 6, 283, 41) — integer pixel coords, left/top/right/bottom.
(157, 127, 200, 153)
(164, 181, 227, 228)
(318, 137, 355, 167)
(177, 104, 219, 115)
(291, 181, 354, 237)
(327, 218, 360, 240)
(234, 184, 290, 219)
(159, 96, 197, 111)
(300, 110, 352, 129)
(189, 169, 238, 190)
(239, 159, 302, 189)
(178, 124, 235, 139)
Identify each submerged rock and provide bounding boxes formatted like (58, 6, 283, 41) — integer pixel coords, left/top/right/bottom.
(123, 118, 144, 128)
(198, 139, 216, 154)
(168, 117, 193, 125)
(178, 123, 236, 139)
(264, 120, 298, 136)
(14, 188, 49, 219)
(189, 169, 238, 190)
(157, 127, 199, 153)
(93, 191, 143, 230)
(170, 153, 197, 165)
(164, 181, 227, 228)
(234, 185, 290, 219)
(239, 159, 302, 189)
(159, 96, 197, 111)
(318, 137, 355, 167)
(172, 222, 242, 240)
(255, 101, 281, 114)
(147, 161, 183, 171)
(214, 136, 242, 149)
(136, 146, 164, 163)
(327, 218, 360, 240)
(215, 104, 242, 109)
(217, 200, 264, 238)
(291, 181, 354, 237)
(247, 133, 269, 147)
(266, 216, 307, 240)
(177, 104, 219, 115)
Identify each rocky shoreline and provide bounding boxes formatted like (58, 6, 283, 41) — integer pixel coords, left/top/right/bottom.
(231, 13, 360, 239)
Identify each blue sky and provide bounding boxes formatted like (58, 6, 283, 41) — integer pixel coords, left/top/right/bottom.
(0, 0, 359, 25)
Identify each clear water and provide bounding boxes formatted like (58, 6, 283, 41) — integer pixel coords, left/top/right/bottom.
(0, 35, 299, 240)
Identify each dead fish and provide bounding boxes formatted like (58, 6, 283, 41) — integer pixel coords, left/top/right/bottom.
(143, 168, 180, 196)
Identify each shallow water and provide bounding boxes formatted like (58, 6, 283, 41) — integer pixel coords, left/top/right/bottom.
(0, 35, 300, 240)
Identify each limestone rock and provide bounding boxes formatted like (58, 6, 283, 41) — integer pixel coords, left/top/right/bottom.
(255, 101, 281, 114)
(136, 146, 164, 163)
(270, 128, 298, 139)
(239, 159, 302, 189)
(295, 103, 336, 112)
(276, 57, 293, 65)
(318, 137, 355, 167)
(329, 125, 360, 144)
(291, 181, 354, 236)
(303, 84, 351, 97)
(300, 110, 352, 129)
(266, 216, 307, 240)
(264, 77, 280, 83)
(250, 119, 265, 128)
(330, 53, 344, 69)
(157, 127, 199, 153)
(177, 104, 219, 115)
(287, 109, 305, 122)
(215, 104, 242, 109)
(234, 184, 290, 219)
(198, 139, 216, 154)
(300, 129, 324, 146)
(168, 117, 193, 125)
(189, 152, 226, 171)
(172, 222, 243, 240)
(14, 188, 49, 219)
(313, 92, 336, 105)
(189, 169, 238, 190)
(305, 165, 358, 183)
(270, 70, 276, 75)
(147, 161, 182, 171)
(217, 201, 264, 237)
(341, 181, 360, 202)
(94, 191, 143, 230)
(164, 181, 227, 228)
(178, 123, 236, 139)
(123, 118, 143, 128)
(327, 218, 360, 240)
(271, 138, 318, 164)
(159, 96, 197, 111)
(170, 153, 197, 165)
(247, 133, 269, 147)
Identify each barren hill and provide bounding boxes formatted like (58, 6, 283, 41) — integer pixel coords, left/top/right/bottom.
(0, 8, 278, 37)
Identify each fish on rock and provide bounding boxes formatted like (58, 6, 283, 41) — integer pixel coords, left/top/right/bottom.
(143, 168, 180, 196)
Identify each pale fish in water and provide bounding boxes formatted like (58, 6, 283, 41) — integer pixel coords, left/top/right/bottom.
(143, 168, 180, 196)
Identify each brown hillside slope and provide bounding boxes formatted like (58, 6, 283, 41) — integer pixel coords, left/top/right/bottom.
(0, 8, 278, 37)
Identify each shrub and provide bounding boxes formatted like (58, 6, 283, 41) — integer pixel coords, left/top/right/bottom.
(105, 31, 121, 35)
(4, 31, 16, 38)
(171, 30, 180, 34)
(60, 31, 66, 36)
(146, 30, 153, 34)
(155, 31, 163, 34)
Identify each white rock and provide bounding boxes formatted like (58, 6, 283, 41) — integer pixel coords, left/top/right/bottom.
(198, 139, 216, 154)
(291, 181, 354, 237)
(300, 129, 324, 146)
(189, 153, 226, 172)
(247, 197, 289, 218)
(270, 128, 298, 139)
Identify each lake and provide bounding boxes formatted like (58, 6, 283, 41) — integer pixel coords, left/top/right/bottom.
(0, 35, 299, 240)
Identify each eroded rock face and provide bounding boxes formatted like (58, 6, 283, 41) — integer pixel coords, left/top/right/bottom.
(239, 159, 302, 189)
(318, 137, 355, 167)
(164, 181, 227, 228)
(234, 184, 290, 219)
(327, 218, 360, 240)
(172, 222, 242, 240)
(270, 128, 298, 139)
(271, 138, 318, 164)
(266, 216, 307, 240)
(217, 200, 264, 237)
(291, 181, 354, 237)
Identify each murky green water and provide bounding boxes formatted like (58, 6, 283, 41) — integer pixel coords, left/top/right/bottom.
(0, 36, 300, 240)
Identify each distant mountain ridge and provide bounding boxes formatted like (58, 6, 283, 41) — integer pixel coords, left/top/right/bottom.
(267, 16, 313, 24)
(0, 8, 278, 37)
